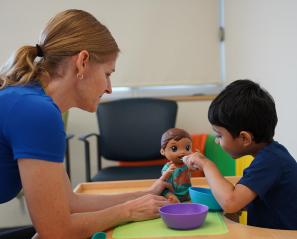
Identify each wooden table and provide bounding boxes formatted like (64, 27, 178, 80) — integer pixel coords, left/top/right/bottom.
(74, 176, 297, 239)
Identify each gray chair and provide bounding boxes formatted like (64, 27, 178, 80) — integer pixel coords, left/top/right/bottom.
(62, 112, 74, 180)
(0, 225, 35, 239)
(79, 97, 178, 182)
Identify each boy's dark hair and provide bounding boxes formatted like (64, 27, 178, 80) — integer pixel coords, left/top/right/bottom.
(208, 79, 278, 143)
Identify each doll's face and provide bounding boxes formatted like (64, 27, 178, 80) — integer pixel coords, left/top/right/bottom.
(160, 137, 192, 164)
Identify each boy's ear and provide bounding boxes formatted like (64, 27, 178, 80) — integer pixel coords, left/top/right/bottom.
(160, 148, 165, 156)
(239, 131, 253, 146)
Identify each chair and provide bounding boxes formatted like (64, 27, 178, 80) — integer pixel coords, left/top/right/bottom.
(79, 97, 178, 182)
(62, 111, 74, 180)
(204, 135, 236, 176)
(0, 225, 35, 239)
(190, 134, 236, 176)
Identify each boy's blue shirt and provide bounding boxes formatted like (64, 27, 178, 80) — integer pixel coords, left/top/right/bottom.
(238, 141, 297, 229)
(0, 84, 65, 203)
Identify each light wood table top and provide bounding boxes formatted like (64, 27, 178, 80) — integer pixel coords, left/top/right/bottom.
(74, 176, 297, 239)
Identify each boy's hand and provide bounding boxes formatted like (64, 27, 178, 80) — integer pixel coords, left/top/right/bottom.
(183, 152, 209, 171)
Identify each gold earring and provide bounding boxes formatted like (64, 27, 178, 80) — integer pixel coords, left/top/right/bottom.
(77, 73, 84, 80)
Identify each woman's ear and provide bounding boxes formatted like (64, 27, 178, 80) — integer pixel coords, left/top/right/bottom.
(76, 50, 90, 75)
(160, 148, 165, 156)
(239, 131, 253, 146)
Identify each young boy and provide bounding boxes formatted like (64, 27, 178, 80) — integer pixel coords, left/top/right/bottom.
(184, 79, 297, 229)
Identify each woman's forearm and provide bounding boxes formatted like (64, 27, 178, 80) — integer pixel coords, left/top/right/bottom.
(35, 203, 129, 239)
(69, 178, 170, 213)
(69, 203, 129, 238)
(68, 193, 167, 239)
(70, 190, 148, 213)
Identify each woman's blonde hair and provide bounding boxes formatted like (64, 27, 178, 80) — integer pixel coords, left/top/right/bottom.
(0, 9, 119, 89)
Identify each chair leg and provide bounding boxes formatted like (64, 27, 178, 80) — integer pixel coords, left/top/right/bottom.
(65, 134, 74, 180)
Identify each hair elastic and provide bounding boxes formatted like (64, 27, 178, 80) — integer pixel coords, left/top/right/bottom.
(36, 44, 44, 57)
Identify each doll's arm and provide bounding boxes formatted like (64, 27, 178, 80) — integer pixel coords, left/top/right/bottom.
(161, 163, 177, 181)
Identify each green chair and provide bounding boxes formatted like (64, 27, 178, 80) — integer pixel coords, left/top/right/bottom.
(204, 135, 236, 176)
(62, 112, 69, 129)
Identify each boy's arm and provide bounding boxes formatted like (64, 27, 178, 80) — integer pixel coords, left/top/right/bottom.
(186, 153, 257, 213)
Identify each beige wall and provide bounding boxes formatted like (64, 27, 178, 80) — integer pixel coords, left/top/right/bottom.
(224, 0, 297, 159)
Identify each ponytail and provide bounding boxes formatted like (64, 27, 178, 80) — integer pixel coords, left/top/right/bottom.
(0, 45, 46, 89)
(0, 9, 119, 90)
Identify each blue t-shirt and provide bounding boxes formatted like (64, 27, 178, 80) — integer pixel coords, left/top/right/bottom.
(0, 84, 65, 203)
(238, 141, 297, 229)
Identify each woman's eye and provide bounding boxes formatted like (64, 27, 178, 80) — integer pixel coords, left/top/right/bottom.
(171, 146, 177, 152)
(186, 145, 191, 151)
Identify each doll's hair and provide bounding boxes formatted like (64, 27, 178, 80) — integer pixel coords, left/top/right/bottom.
(161, 128, 192, 149)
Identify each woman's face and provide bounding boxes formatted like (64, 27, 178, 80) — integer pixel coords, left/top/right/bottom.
(76, 58, 116, 112)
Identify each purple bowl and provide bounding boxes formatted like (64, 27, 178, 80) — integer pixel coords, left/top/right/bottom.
(159, 203, 208, 230)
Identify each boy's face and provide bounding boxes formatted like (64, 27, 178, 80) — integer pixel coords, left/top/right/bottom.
(161, 138, 192, 164)
(212, 125, 247, 158)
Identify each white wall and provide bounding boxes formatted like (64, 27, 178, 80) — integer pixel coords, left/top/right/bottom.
(224, 0, 297, 159)
(0, 196, 31, 227)
(0, 0, 221, 87)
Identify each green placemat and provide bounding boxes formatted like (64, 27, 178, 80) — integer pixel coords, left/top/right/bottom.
(112, 212, 228, 238)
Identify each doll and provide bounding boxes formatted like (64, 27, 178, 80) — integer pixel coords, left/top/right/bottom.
(160, 128, 192, 203)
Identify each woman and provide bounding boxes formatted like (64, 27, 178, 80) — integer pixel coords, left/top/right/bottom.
(0, 9, 170, 238)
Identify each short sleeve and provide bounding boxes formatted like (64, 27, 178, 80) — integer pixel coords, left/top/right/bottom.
(3, 95, 65, 162)
(238, 153, 282, 198)
(161, 163, 170, 173)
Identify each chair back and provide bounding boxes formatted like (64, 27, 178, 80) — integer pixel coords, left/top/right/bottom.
(97, 98, 177, 162)
(204, 135, 236, 176)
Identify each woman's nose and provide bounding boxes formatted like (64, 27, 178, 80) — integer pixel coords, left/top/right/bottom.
(106, 79, 112, 94)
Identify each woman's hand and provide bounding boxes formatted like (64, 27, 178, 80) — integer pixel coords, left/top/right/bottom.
(165, 192, 180, 203)
(124, 194, 169, 221)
